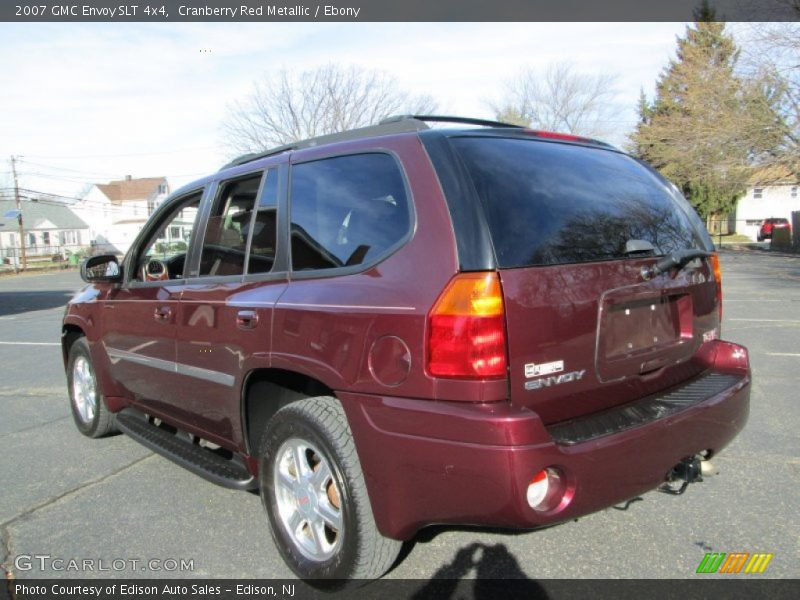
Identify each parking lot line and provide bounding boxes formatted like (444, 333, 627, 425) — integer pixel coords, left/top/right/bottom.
(766, 353, 800, 357)
(728, 318, 800, 323)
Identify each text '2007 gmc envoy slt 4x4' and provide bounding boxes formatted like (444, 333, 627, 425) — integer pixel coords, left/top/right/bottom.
(62, 115, 750, 584)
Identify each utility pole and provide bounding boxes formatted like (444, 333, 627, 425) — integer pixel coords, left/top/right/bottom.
(10, 155, 26, 271)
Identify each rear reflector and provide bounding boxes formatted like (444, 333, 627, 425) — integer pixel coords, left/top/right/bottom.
(427, 272, 507, 378)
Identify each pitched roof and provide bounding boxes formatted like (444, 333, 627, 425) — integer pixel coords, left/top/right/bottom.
(0, 199, 88, 233)
(95, 177, 167, 203)
(748, 164, 800, 186)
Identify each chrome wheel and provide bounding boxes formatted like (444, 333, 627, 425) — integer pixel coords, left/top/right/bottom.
(273, 438, 344, 562)
(72, 355, 97, 424)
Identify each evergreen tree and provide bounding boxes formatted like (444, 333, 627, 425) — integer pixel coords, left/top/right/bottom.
(631, 21, 783, 218)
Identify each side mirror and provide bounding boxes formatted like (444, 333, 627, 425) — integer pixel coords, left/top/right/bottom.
(80, 254, 122, 283)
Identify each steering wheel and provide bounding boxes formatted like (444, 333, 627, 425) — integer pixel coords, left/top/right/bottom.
(143, 258, 169, 282)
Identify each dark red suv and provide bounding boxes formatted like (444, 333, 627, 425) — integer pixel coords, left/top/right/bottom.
(63, 116, 750, 583)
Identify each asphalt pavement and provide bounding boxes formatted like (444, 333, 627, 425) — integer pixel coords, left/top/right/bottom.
(0, 250, 797, 582)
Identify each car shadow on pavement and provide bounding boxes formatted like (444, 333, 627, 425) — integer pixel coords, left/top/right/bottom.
(0, 290, 74, 317)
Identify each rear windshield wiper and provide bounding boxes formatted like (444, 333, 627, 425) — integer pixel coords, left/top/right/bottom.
(641, 248, 711, 280)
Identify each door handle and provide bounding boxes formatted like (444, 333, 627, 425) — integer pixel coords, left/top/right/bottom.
(236, 310, 258, 330)
(154, 306, 172, 322)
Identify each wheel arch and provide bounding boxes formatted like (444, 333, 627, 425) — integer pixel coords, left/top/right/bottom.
(241, 368, 335, 456)
(61, 324, 85, 368)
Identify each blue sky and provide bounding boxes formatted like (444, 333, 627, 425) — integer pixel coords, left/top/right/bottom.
(0, 22, 693, 199)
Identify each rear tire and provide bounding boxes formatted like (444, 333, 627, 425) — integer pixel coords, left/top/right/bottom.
(67, 337, 117, 438)
(259, 396, 401, 586)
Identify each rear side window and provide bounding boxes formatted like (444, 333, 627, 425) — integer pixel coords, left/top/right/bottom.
(450, 137, 706, 268)
(289, 153, 410, 271)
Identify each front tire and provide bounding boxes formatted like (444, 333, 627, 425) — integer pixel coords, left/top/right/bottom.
(67, 337, 117, 438)
(259, 397, 401, 585)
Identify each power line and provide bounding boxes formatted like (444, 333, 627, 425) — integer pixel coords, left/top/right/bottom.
(14, 159, 208, 182)
(7, 188, 164, 217)
(21, 146, 218, 159)
(15, 158, 125, 178)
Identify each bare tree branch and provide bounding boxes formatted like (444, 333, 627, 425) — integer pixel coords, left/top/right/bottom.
(221, 64, 437, 155)
(489, 61, 623, 139)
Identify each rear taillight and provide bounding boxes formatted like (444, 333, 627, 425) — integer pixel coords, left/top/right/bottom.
(710, 252, 723, 321)
(427, 272, 507, 379)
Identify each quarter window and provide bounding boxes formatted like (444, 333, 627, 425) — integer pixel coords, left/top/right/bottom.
(289, 153, 410, 271)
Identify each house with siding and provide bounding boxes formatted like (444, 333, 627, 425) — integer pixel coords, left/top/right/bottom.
(73, 175, 170, 254)
(735, 166, 800, 241)
(0, 198, 89, 263)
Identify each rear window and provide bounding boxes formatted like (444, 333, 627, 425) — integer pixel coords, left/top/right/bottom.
(450, 137, 707, 268)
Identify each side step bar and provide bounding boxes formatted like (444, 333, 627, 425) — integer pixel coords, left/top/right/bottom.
(116, 409, 257, 491)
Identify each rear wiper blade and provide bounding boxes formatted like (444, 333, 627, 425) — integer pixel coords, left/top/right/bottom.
(641, 248, 711, 280)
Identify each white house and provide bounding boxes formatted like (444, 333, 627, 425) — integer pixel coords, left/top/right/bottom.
(735, 167, 800, 241)
(74, 176, 170, 255)
(0, 198, 89, 263)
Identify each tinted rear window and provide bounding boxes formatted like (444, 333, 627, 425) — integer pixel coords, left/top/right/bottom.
(450, 137, 707, 268)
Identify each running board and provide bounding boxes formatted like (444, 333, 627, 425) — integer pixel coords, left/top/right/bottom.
(116, 409, 257, 491)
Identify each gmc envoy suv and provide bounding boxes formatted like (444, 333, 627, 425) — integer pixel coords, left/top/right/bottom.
(62, 116, 750, 583)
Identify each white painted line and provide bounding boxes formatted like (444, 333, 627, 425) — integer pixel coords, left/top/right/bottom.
(725, 299, 786, 302)
(728, 318, 800, 323)
(0, 341, 60, 346)
(766, 353, 800, 357)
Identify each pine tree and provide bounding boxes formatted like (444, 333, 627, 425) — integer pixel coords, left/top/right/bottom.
(631, 20, 782, 218)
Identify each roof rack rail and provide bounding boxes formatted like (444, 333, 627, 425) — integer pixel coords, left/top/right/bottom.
(220, 115, 529, 170)
(220, 118, 431, 170)
(380, 115, 524, 129)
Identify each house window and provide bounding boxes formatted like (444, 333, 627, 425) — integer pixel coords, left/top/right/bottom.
(42, 231, 51, 246)
(28, 233, 36, 246)
(158, 183, 168, 194)
(170, 226, 180, 240)
(753, 187, 763, 199)
(147, 199, 155, 215)
(792, 186, 798, 199)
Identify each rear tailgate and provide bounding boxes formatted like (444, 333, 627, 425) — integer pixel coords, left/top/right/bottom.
(500, 258, 718, 423)
(448, 134, 720, 423)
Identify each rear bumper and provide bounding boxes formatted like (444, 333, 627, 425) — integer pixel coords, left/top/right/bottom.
(339, 340, 750, 540)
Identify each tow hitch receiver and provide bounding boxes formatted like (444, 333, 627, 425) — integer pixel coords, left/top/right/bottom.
(658, 455, 709, 496)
